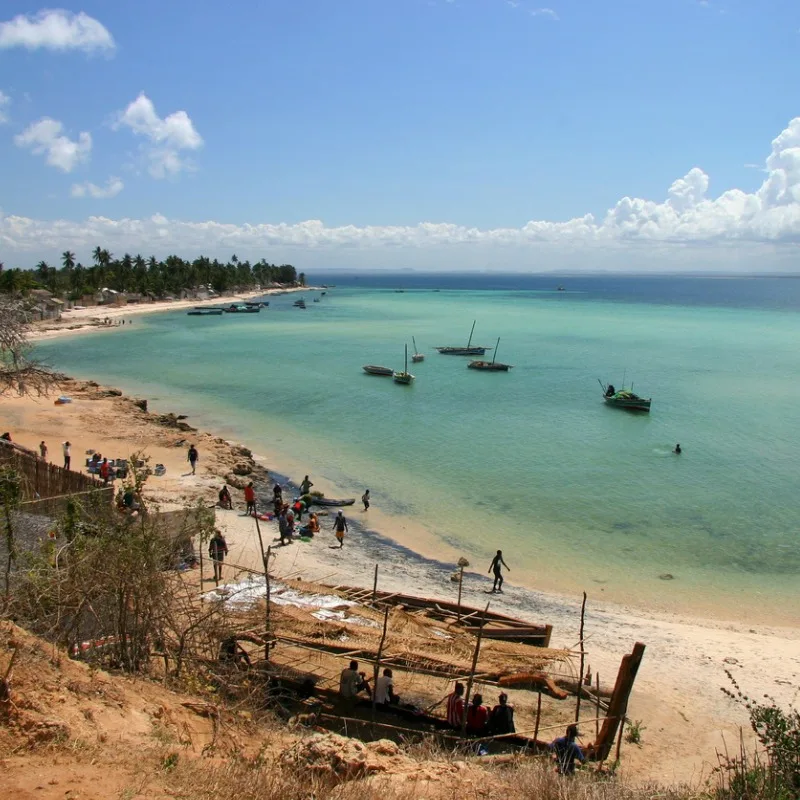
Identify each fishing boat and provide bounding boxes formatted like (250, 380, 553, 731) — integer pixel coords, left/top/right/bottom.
(310, 496, 355, 507)
(293, 299, 306, 309)
(245, 301, 269, 308)
(225, 304, 260, 313)
(599, 379, 651, 412)
(411, 336, 425, 363)
(435, 320, 491, 355)
(393, 344, 415, 385)
(468, 338, 513, 371)
(363, 365, 394, 376)
(187, 308, 223, 316)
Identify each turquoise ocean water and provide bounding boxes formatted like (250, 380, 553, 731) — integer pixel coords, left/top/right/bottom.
(35, 277, 800, 622)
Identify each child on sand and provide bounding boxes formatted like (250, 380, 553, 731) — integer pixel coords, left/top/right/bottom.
(362, 489, 370, 511)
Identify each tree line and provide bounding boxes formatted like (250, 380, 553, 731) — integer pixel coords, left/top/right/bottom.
(0, 248, 302, 298)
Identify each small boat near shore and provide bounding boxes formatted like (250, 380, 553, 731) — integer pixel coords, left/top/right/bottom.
(436, 320, 491, 356)
(393, 344, 415, 385)
(310, 497, 356, 507)
(599, 379, 651, 412)
(245, 301, 269, 308)
(411, 336, 424, 363)
(187, 308, 223, 316)
(294, 299, 307, 309)
(225, 304, 260, 313)
(468, 338, 513, 371)
(363, 365, 394, 376)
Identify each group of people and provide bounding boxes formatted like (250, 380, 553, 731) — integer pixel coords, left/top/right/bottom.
(339, 660, 399, 706)
(444, 682, 516, 736)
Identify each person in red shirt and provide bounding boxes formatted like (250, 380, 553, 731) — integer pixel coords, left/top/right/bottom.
(466, 693, 489, 735)
(244, 482, 256, 516)
(446, 682, 465, 729)
(99, 458, 111, 485)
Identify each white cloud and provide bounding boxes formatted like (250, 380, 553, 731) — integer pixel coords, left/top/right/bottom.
(0, 9, 115, 54)
(70, 177, 124, 199)
(5, 116, 800, 271)
(531, 8, 559, 20)
(0, 90, 9, 124)
(14, 117, 91, 172)
(114, 93, 203, 178)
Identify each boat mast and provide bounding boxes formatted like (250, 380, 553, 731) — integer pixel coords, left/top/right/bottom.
(466, 320, 476, 348)
(404, 343, 408, 373)
(492, 337, 500, 365)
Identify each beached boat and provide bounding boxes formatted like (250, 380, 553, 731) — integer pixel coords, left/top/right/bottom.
(363, 365, 394, 376)
(393, 344, 415, 385)
(310, 497, 356, 507)
(468, 338, 513, 371)
(599, 380, 651, 412)
(435, 320, 491, 355)
(187, 309, 223, 316)
(411, 336, 424, 363)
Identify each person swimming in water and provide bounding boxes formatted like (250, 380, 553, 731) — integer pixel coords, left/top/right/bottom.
(673, 443, 682, 454)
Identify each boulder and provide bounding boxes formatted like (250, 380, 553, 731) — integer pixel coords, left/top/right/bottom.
(232, 461, 253, 476)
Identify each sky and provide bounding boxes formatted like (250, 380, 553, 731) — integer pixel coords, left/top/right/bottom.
(2, 1, 800, 273)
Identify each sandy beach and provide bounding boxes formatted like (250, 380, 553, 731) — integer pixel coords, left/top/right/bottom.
(2, 370, 799, 787)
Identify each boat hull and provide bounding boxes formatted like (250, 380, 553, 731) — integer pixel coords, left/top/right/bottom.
(411, 354, 425, 363)
(187, 310, 223, 316)
(363, 365, 394, 376)
(393, 371, 415, 384)
(468, 361, 512, 371)
(602, 394, 651, 412)
(435, 346, 488, 355)
(311, 497, 355, 507)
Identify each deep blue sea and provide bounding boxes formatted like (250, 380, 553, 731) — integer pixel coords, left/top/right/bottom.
(35, 274, 800, 622)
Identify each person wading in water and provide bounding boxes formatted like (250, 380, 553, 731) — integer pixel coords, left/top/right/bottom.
(488, 550, 510, 593)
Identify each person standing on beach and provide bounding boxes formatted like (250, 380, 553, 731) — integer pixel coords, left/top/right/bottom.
(187, 444, 198, 475)
(244, 482, 256, 516)
(39, 441, 48, 461)
(273, 482, 283, 509)
(362, 489, 370, 511)
(299, 475, 313, 495)
(489, 550, 510, 593)
(99, 457, 111, 486)
(208, 529, 228, 584)
(62, 441, 71, 470)
(277, 505, 292, 545)
(332, 510, 348, 548)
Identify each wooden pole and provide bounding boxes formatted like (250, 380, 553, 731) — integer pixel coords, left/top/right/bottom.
(456, 564, 464, 623)
(533, 688, 542, 742)
(575, 591, 587, 722)
(252, 504, 271, 661)
(595, 673, 601, 738)
(593, 642, 645, 761)
(371, 564, 379, 607)
(614, 715, 626, 764)
(460, 602, 490, 736)
(371, 606, 390, 723)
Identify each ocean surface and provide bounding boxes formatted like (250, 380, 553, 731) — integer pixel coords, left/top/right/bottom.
(36, 275, 800, 622)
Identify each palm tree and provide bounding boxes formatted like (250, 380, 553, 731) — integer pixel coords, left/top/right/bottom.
(62, 251, 75, 271)
(92, 246, 103, 266)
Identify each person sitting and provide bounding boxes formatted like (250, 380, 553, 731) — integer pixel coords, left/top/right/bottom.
(219, 637, 251, 670)
(446, 682, 465, 729)
(487, 692, 515, 735)
(551, 724, 586, 775)
(339, 660, 371, 704)
(466, 693, 489, 735)
(218, 485, 233, 510)
(300, 512, 320, 537)
(375, 668, 400, 706)
(605, 384, 616, 398)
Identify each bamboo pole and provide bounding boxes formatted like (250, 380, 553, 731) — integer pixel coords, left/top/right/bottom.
(472, 717, 606, 744)
(595, 673, 601, 738)
(615, 716, 626, 763)
(456, 563, 464, 623)
(460, 602, 490, 736)
(575, 591, 587, 722)
(252, 503, 271, 661)
(371, 564, 379, 607)
(533, 688, 542, 742)
(371, 606, 390, 722)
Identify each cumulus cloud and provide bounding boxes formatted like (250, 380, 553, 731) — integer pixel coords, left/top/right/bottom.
(531, 8, 559, 20)
(14, 117, 91, 172)
(70, 177, 124, 199)
(0, 90, 9, 124)
(4, 116, 800, 269)
(0, 9, 115, 54)
(114, 93, 203, 178)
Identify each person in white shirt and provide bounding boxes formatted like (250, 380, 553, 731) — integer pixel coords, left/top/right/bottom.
(339, 660, 370, 699)
(62, 441, 71, 470)
(375, 667, 399, 705)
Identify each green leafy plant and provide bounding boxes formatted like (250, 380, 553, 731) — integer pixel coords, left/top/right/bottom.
(625, 719, 646, 746)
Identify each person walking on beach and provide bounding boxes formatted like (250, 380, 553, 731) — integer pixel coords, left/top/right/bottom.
(272, 482, 283, 508)
(62, 441, 71, 470)
(277, 506, 291, 545)
(489, 550, 510, 593)
(39, 441, 48, 461)
(99, 457, 111, 486)
(187, 444, 198, 475)
(208, 529, 228, 584)
(332, 510, 348, 548)
(362, 489, 370, 511)
(244, 482, 256, 516)
(299, 475, 313, 495)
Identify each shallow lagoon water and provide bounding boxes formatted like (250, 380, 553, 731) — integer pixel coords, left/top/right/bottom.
(37, 276, 800, 622)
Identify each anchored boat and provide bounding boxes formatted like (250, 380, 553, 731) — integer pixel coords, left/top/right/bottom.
(411, 336, 425, 363)
(468, 338, 513, 371)
(599, 380, 651, 412)
(363, 365, 394, 376)
(436, 320, 491, 356)
(393, 344, 415, 385)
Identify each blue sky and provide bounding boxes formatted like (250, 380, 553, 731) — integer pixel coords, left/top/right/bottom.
(2, 1, 800, 271)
